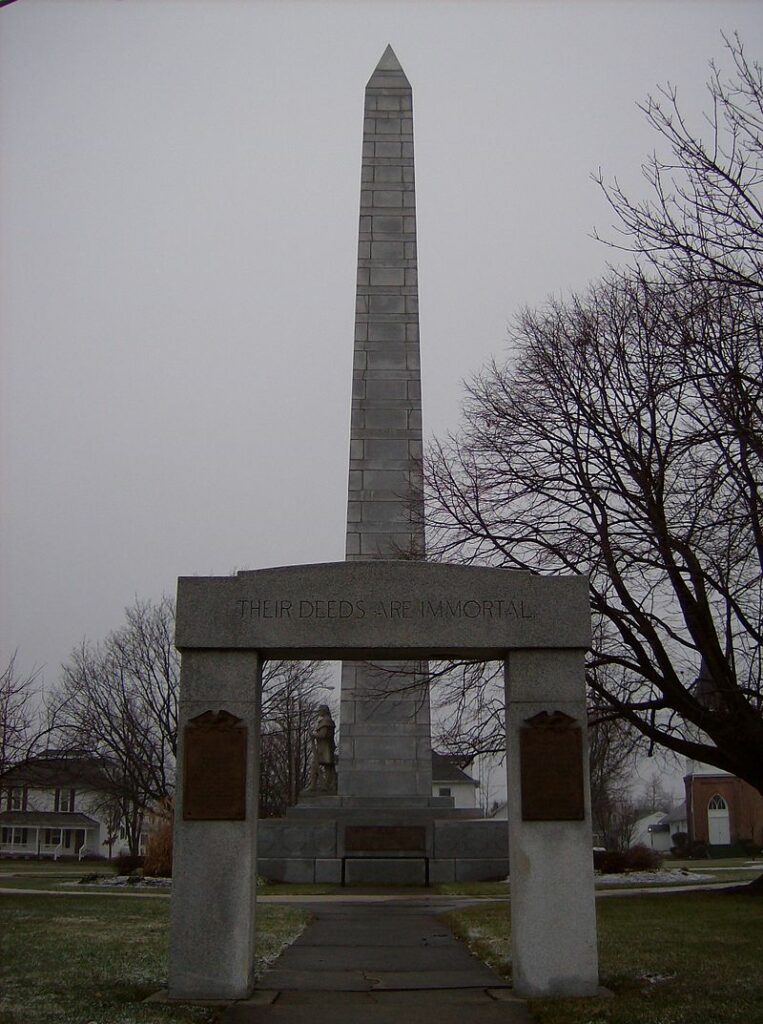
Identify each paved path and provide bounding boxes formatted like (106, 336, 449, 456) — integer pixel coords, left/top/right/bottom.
(220, 900, 532, 1024)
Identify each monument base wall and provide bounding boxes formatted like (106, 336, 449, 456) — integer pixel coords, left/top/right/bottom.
(256, 816, 509, 885)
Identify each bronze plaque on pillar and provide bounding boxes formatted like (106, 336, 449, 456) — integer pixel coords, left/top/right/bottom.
(183, 710, 247, 820)
(520, 710, 585, 821)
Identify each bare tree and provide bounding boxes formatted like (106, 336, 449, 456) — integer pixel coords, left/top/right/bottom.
(595, 33, 763, 295)
(426, 269, 763, 793)
(0, 653, 41, 776)
(587, 691, 642, 848)
(429, 661, 505, 761)
(636, 772, 675, 816)
(49, 643, 161, 855)
(47, 597, 180, 854)
(419, 38, 762, 812)
(258, 660, 333, 817)
(108, 597, 179, 789)
(49, 595, 332, 840)
(426, 659, 641, 833)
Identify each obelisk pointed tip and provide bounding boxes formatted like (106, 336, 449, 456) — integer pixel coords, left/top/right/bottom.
(377, 44, 403, 71)
(367, 44, 410, 86)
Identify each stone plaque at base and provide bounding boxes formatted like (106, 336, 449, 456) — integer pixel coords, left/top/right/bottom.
(520, 710, 584, 821)
(344, 825, 426, 853)
(183, 710, 247, 821)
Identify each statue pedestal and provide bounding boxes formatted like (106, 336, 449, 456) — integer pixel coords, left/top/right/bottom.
(257, 797, 508, 886)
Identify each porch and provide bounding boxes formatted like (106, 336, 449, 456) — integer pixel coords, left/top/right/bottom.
(0, 811, 100, 859)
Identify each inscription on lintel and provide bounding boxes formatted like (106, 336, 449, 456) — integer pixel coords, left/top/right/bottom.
(237, 596, 534, 622)
(183, 710, 247, 821)
(520, 711, 585, 822)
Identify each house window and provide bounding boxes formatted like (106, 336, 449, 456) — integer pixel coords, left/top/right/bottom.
(708, 794, 728, 810)
(438, 787, 452, 797)
(1, 827, 28, 846)
(44, 829, 62, 846)
(7, 786, 26, 811)
(55, 788, 76, 813)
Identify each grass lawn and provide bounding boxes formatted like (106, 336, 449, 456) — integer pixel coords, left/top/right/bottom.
(0, 874, 125, 893)
(259, 882, 342, 896)
(0, 859, 117, 875)
(435, 863, 762, 898)
(669, 857, 761, 869)
(444, 890, 763, 1024)
(0, 892, 309, 1024)
(436, 880, 510, 897)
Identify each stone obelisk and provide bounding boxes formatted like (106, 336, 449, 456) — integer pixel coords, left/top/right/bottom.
(338, 46, 434, 804)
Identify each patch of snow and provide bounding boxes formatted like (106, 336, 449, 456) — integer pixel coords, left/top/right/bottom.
(639, 971, 677, 986)
(63, 875, 172, 889)
(596, 868, 713, 885)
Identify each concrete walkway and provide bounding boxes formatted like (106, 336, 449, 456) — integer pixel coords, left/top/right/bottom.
(220, 900, 532, 1023)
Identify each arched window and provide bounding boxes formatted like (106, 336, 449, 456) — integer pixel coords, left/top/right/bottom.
(708, 793, 728, 810)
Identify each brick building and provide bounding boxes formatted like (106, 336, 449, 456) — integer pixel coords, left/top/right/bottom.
(685, 770, 763, 849)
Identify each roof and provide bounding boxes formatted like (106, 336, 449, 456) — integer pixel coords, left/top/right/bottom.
(0, 754, 115, 791)
(663, 801, 687, 824)
(0, 811, 100, 829)
(633, 810, 669, 830)
(431, 751, 479, 786)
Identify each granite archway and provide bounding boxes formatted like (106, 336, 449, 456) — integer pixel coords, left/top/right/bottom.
(168, 560, 599, 1001)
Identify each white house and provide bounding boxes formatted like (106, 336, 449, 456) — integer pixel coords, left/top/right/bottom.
(431, 751, 480, 809)
(630, 810, 671, 851)
(0, 752, 143, 860)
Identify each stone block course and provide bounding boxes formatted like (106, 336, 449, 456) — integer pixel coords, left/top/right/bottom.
(370, 241, 404, 260)
(367, 323, 407, 342)
(372, 213, 404, 233)
(257, 858, 316, 884)
(372, 189, 405, 207)
(376, 95, 402, 111)
(365, 438, 409, 460)
(374, 166, 403, 183)
(314, 858, 343, 884)
(374, 141, 402, 158)
(257, 820, 337, 859)
(370, 267, 405, 286)
(360, 468, 409, 489)
(375, 118, 403, 134)
(429, 858, 456, 883)
(434, 820, 509, 859)
(365, 407, 409, 429)
(369, 294, 406, 314)
(361, 500, 409, 522)
(365, 379, 409, 401)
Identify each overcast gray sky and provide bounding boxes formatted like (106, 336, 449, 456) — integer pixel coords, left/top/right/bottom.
(2, 0, 761, 694)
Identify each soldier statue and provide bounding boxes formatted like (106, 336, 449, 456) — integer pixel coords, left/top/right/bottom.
(307, 704, 337, 793)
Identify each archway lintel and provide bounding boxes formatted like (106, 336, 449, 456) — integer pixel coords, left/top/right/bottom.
(176, 560, 591, 654)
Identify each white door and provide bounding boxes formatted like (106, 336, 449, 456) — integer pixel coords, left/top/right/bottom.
(707, 794, 731, 845)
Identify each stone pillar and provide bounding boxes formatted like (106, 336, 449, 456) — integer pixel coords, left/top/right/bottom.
(339, 44, 432, 804)
(504, 650, 599, 998)
(168, 650, 262, 1000)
